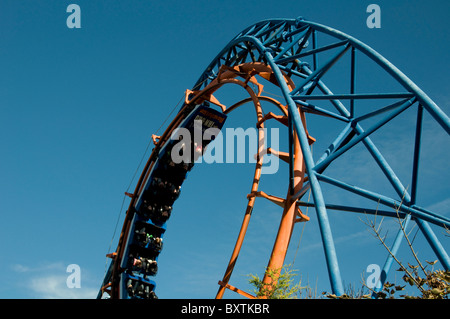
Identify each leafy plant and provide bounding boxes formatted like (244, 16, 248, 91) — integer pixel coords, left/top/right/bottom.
(247, 264, 307, 299)
(247, 202, 449, 299)
(359, 205, 450, 299)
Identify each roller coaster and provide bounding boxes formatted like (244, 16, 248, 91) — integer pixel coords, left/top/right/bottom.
(97, 17, 450, 299)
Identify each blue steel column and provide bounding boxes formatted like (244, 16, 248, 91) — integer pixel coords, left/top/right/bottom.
(264, 50, 345, 296)
(372, 214, 412, 297)
(415, 219, 450, 270)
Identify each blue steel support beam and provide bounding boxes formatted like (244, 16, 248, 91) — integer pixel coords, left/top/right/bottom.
(273, 27, 312, 62)
(292, 92, 415, 100)
(264, 50, 345, 296)
(288, 102, 295, 194)
(301, 66, 414, 203)
(373, 104, 426, 298)
(314, 98, 415, 173)
(296, 201, 408, 219)
(360, 134, 412, 204)
(296, 100, 351, 122)
(312, 30, 318, 70)
(350, 46, 355, 117)
(290, 43, 350, 96)
(410, 205, 450, 225)
(316, 173, 450, 228)
(353, 98, 412, 123)
(299, 20, 450, 134)
(373, 214, 413, 298)
(315, 122, 353, 169)
(275, 39, 348, 64)
(415, 219, 450, 271)
(410, 105, 424, 205)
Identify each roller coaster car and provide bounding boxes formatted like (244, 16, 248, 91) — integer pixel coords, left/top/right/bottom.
(138, 201, 172, 225)
(125, 274, 157, 299)
(139, 177, 181, 208)
(137, 176, 181, 225)
(130, 257, 158, 277)
(157, 150, 193, 185)
(158, 103, 227, 176)
(127, 244, 159, 277)
(133, 220, 164, 253)
(149, 177, 182, 203)
(136, 105, 226, 224)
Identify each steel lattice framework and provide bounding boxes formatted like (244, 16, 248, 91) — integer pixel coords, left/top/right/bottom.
(98, 17, 450, 299)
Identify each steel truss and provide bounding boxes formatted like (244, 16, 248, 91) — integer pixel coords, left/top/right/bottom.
(99, 17, 449, 299)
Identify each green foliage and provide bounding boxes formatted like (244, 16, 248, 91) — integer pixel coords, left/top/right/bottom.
(246, 211, 449, 299)
(247, 264, 306, 299)
(247, 262, 450, 299)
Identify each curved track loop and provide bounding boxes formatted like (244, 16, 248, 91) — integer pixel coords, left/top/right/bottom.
(98, 17, 450, 299)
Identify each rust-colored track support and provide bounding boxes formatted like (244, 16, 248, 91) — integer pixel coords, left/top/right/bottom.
(260, 127, 306, 296)
(206, 62, 312, 299)
(106, 61, 312, 299)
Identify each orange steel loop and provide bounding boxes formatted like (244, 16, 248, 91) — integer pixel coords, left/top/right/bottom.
(108, 62, 312, 299)
(188, 62, 312, 299)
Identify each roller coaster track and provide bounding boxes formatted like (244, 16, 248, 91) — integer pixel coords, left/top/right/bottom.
(98, 17, 450, 299)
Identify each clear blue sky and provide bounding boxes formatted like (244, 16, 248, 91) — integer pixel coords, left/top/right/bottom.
(0, 0, 448, 299)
